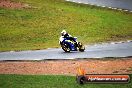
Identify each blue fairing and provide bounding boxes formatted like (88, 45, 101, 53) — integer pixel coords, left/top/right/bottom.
(62, 38, 77, 51)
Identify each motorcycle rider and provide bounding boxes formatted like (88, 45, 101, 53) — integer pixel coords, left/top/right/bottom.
(60, 30, 78, 46)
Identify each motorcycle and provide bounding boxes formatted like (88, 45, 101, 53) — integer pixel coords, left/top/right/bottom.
(59, 36, 85, 52)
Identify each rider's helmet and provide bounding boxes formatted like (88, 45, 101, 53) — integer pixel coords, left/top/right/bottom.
(61, 30, 67, 36)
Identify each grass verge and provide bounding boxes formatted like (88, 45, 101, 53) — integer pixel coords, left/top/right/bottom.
(0, 0, 132, 51)
(0, 74, 132, 88)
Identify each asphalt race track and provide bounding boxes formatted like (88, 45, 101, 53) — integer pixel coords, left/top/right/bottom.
(66, 0, 132, 11)
(0, 41, 132, 60)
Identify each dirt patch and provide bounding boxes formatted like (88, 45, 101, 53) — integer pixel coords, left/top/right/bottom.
(0, 58, 132, 75)
(0, 0, 30, 9)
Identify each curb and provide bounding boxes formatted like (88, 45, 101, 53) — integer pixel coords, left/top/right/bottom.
(66, 0, 132, 13)
(2, 40, 132, 53)
(87, 40, 132, 47)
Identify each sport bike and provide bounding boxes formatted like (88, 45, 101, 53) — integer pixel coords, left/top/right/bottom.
(59, 36, 85, 52)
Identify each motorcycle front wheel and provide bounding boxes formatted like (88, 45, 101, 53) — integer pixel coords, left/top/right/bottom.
(61, 44, 70, 52)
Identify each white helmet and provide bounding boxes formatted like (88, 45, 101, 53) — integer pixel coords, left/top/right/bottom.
(61, 30, 67, 36)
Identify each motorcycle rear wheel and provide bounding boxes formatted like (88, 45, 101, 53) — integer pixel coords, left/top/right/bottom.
(78, 42, 85, 52)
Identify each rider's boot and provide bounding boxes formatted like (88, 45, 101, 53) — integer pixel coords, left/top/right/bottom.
(75, 41, 79, 47)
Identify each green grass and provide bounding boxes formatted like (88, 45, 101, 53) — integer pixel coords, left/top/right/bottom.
(0, 74, 132, 88)
(0, 0, 132, 51)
